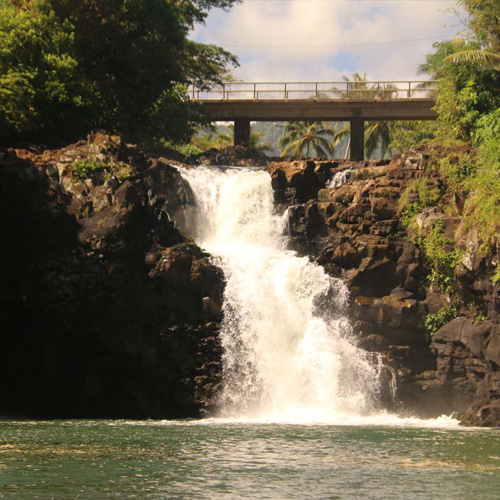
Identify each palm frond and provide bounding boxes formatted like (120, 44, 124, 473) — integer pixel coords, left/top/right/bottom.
(444, 49, 500, 68)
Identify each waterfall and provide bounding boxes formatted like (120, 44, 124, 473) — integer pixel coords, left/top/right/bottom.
(327, 167, 353, 188)
(180, 166, 381, 423)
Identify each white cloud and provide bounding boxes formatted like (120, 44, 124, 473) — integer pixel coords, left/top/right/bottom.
(191, 0, 464, 82)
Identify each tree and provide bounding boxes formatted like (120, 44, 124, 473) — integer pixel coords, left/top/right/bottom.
(0, 0, 241, 146)
(389, 121, 438, 153)
(0, 2, 93, 144)
(279, 122, 334, 158)
(365, 121, 394, 159)
(444, 0, 500, 68)
(330, 74, 399, 159)
(249, 130, 273, 155)
(332, 120, 395, 160)
(191, 127, 232, 150)
(421, 40, 500, 140)
(340, 72, 371, 99)
(333, 72, 397, 99)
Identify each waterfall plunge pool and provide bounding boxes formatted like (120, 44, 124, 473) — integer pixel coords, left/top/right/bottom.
(1, 419, 499, 500)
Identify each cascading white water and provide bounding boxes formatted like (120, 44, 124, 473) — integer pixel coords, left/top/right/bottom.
(180, 166, 382, 423)
(327, 167, 353, 188)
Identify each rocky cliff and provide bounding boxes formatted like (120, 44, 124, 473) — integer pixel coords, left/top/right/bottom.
(269, 150, 500, 427)
(2, 137, 499, 426)
(0, 135, 223, 418)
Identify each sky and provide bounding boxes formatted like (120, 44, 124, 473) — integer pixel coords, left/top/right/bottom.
(191, 0, 465, 82)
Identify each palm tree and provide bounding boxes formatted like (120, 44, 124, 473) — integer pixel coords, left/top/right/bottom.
(443, 0, 500, 69)
(332, 121, 394, 160)
(250, 131, 273, 155)
(334, 72, 397, 99)
(192, 128, 232, 151)
(365, 121, 393, 159)
(331, 74, 396, 160)
(279, 122, 334, 158)
(332, 122, 351, 159)
(445, 47, 500, 68)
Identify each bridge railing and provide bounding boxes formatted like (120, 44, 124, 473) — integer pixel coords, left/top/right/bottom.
(190, 81, 438, 101)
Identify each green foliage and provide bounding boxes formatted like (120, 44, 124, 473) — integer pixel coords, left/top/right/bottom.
(279, 121, 334, 158)
(439, 153, 477, 190)
(0, 1, 93, 144)
(115, 164, 132, 183)
(420, 221, 464, 293)
(421, 17, 500, 141)
(463, 132, 500, 247)
(0, 0, 240, 147)
(71, 159, 106, 181)
(457, 0, 500, 56)
(400, 202, 424, 230)
(174, 142, 204, 157)
(364, 121, 394, 159)
(436, 72, 500, 140)
(474, 314, 488, 323)
(491, 265, 500, 284)
(191, 127, 233, 151)
(390, 121, 438, 153)
(473, 107, 500, 144)
(424, 305, 458, 336)
(398, 178, 441, 213)
(249, 130, 273, 154)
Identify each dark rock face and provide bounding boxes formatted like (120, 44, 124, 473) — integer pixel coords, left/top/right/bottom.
(432, 318, 500, 426)
(268, 149, 500, 426)
(0, 135, 223, 418)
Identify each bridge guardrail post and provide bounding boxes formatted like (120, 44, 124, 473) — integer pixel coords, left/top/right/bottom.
(253, 83, 256, 100)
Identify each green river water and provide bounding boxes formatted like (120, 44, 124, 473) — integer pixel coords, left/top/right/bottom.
(1, 419, 499, 500)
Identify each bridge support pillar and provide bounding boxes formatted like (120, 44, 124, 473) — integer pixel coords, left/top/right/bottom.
(350, 118, 365, 161)
(234, 118, 251, 146)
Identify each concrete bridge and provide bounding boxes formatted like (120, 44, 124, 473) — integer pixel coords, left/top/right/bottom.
(190, 81, 438, 161)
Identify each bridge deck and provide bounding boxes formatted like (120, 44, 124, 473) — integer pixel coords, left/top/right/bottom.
(190, 81, 438, 160)
(198, 98, 437, 121)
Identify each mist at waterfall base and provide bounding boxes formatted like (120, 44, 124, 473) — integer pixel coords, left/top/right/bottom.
(180, 165, 443, 425)
(3, 167, 500, 500)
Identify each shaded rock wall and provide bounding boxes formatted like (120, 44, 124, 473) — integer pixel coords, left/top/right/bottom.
(0, 135, 223, 418)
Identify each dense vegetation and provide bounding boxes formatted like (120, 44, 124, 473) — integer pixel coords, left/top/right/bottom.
(0, 0, 240, 148)
(394, 0, 500, 332)
(416, 0, 500, 241)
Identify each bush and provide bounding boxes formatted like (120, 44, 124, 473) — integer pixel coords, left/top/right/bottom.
(439, 154, 477, 191)
(400, 202, 424, 230)
(463, 131, 500, 248)
(420, 220, 464, 293)
(424, 305, 458, 336)
(390, 121, 438, 153)
(71, 159, 106, 181)
(398, 178, 441, 212)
